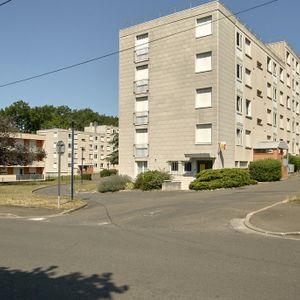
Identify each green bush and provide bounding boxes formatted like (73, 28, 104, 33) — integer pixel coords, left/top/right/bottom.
(134, 170, 171, 191)
(100, 169, 118, 177)
(249, 159, 282, 182)
(189, 168, 256, 190)
(288, 154, 300, 172)
(98, 175, 132, 193)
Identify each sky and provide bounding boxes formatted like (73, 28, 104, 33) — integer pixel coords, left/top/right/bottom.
(0, 0, 299, 117)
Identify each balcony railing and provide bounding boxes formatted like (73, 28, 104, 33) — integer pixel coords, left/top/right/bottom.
(134, 111, 149, 125)
(134, 79, 149, 94)
(16, 174, 45, 181)
(135, 47, 149, 63)
(134, 144, 149, 157)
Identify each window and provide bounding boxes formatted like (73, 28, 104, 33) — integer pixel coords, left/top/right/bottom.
(135, 33, 149, 62)
(287, 74, 291, 87)
(245, 131, 251, 148)
(267, 57, 272, 72)
(280, 67, 284, 82)
(136, 161, 148, 175)
(287, 118, 291, 131)
(257, 89, 263, 98)
(236, 128, 243, 146)
(273, 111, 277, 127)
(236, 95, 242, 113)
(296, 82, 299, 94)
(184, 162, 192, 172)
(245, 38, 251, 57)
(135, 65, 149, 81)
(287, 96, 291, 109)
(245, 100, 251, 117)
(195, 88, 212, 108)
(267, 109, 272, 125)
(286, 51, 291, 65)
(53, 132, 58, 138)
(267, 83, 272, 98)
(245, 69, 251, 87)
(292, 100, 295, 112)
(135, 96, 149, 124)
(296, 122, 299, 134)
(292, 79, 295, 91)
(170, 161, 179, 172)
(236, 31, 242, 48)
(107, 146, 110, 151)
(196, 124, 212, 144)
(273, 62, 277, 76)
(296, 61, 300, 74)
(94, 154, 98, 159)
(296, 102, 299, 114)
(257, 118, 263, 126)
(279, 91, 284, 105)
(236, 64, 242, 80)
(257, 61, 263, 70)
(53, 162, 57, 169)
(273, 87, 277, 101)
(196, 52, 212, 72)
(280, 115, 284, 129)
(135, 129, 148, 145)
(196, 16, 212, 38)
(267, 135, 271, 141)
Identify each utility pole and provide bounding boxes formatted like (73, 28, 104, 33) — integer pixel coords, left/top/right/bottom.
(71, 122, 74, 200)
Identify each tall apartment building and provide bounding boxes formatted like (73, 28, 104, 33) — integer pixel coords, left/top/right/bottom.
(37, 124, 118, 177)
(119, 1, 300, 188)
(0, 133, 45, 182)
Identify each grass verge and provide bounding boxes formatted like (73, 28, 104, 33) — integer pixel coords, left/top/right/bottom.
(0, 184, 86, 210)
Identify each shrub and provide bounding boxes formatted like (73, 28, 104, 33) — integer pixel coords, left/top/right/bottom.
(98, 175, 132, 193)
(249, 159, 282, 182)
(288, 154, 300, 172)
(134, 170, 171, 191)
(100, 169, 118, 177)
(189, 168, 256, 190)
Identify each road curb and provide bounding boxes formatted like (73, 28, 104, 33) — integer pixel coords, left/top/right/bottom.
(0, 202, 88, 220)
(244, 199, 300, 237)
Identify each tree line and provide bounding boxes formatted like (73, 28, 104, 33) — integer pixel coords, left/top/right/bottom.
(0, 101, 118, 133)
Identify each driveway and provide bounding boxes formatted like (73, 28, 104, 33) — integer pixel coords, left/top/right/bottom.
(0, 177, 300, 299)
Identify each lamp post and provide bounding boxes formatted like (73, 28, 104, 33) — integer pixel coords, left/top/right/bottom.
(56, 141, 65, 207)
(80, 147, 85, 185)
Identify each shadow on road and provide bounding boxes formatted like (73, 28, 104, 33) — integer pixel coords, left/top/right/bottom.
(0, 266, 129, 299)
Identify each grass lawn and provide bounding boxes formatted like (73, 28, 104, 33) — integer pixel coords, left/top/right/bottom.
(75, 181, 98, 193)
(0, 182, 86, 210)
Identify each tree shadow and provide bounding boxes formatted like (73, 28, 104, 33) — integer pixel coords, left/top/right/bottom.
(0, 266, 129, 300)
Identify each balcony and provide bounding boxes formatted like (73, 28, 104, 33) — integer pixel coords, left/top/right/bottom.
(134, 79, 149, 94)
(134, 144, 149, 157)
(134, 111, 149, 125)
(135, 47, 149, 63)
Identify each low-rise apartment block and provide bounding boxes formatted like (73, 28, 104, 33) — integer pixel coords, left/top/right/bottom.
(0, 133, 45, 182)
(37, 124, 118, 177)
(119, 1, 300, 188)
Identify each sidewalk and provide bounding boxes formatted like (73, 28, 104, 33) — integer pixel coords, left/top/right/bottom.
(246, 200, 300, 237)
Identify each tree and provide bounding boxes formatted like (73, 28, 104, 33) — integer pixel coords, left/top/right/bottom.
(0, 117, 46, 166)
(106, 132, 119, 166)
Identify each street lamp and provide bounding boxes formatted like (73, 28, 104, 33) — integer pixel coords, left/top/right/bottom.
(80, 147, 85, 185)
(56, 141, 65, 207)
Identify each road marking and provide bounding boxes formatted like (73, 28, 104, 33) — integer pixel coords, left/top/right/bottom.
(28, 217, 46, 221)
(98, 221, 110, 226)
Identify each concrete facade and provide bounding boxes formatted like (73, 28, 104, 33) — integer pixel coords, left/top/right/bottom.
(37, 124, 118, 177)
(119, 1, 300, 188)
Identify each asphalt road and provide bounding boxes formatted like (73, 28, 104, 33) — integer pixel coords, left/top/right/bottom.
(0, 177, 300, 299)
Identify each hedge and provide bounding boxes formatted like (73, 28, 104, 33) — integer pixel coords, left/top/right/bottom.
(134, 170, 171, 191)
(100, 169, 118, 177)
(249, 159, 282, 182)
(98, 175, 132, 193)
(288, 154, 300, 172)
(189, 168, 256, 190)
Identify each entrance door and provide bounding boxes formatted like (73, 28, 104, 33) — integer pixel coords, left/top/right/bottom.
(197, 160, 213, 173)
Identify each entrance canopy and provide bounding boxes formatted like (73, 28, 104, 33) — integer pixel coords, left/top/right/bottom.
(184, 153, 215, 159)
(253, 141, 288, 150)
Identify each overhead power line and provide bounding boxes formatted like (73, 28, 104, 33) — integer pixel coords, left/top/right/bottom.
(0, 0, 13, 7)
(0, 0, 280, 88)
